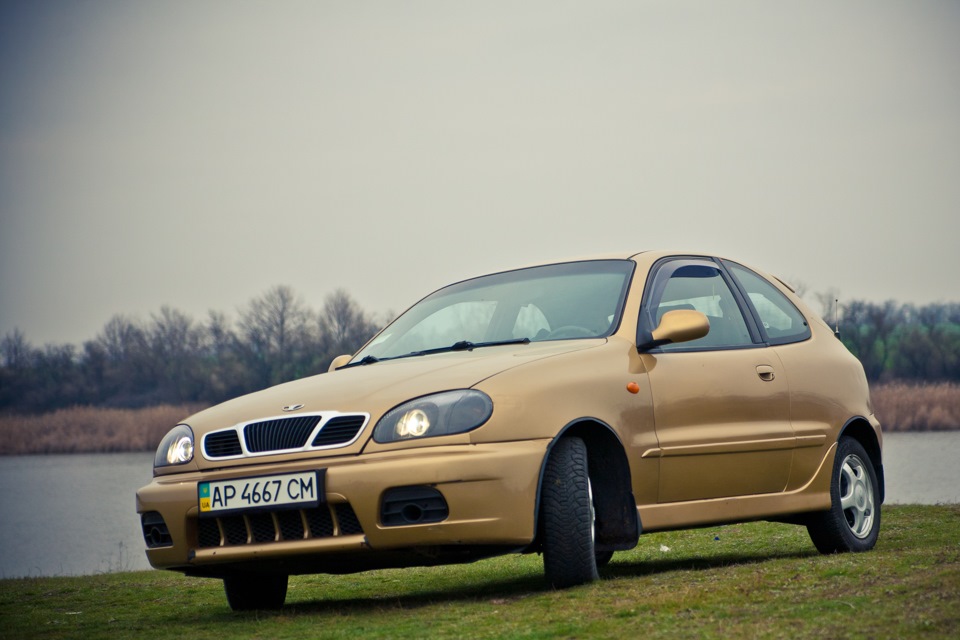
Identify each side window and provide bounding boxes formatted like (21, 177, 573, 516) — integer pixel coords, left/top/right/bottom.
(727, 262, 811, 344)
(652, 263, 753, 350)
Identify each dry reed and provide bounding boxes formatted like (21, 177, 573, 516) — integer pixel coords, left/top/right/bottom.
(0, 404, 205, 455)
(871, 381, 960, 432)
(0, 382, 956, 455)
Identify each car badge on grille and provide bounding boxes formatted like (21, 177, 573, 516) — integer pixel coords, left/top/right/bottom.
(282, 404, 305, 412)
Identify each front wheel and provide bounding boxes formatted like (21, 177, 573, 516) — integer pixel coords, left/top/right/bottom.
(539, 437, 599, 588)
(223, 573, 288, 611)
(807, 436, 881, 554)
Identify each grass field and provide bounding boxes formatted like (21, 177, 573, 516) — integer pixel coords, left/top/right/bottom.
(0, 382, 957, 456)
(1, 505, 957, 639)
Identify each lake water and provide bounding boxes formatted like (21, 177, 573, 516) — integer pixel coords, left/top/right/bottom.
(0, 432, 956, 579)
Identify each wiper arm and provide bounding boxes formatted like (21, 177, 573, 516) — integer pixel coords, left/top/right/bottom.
(407, 337, 531, 358)
(453, 338, 531, 351)
(342, 338, 531, 368)
(336, 355, 379, 370)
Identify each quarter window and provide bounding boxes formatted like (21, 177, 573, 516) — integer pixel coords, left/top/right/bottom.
(727, 262, 811, 344)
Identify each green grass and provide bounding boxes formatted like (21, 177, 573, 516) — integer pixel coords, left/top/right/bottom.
(2, 505, 958, 639)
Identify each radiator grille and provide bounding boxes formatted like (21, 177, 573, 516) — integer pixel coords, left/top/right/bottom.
(312, 415, 366, 447)
(202, 412, 369, 459)
(197, 503, 364, 549)
(245, 416, 322, 453)
(204, 431, 242, 458)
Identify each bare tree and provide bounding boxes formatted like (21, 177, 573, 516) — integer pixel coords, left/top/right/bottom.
(149, 306, 204, 402)
(1, 329, 33, 370)
(318, 289, 379, 361)
(206, 310, 234, 359)
(98, 315, 147, 363)
(92, 315, 155, 406)
(238, 285, 314, 386)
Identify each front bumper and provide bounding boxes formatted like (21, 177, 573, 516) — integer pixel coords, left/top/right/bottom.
(136, 439, 549, 575)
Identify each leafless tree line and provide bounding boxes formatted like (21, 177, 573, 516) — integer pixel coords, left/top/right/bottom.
(0, 286, 381, 413)
(1, 292, 958, 415)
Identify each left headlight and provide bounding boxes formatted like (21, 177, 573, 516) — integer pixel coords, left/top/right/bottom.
(154, 424, 195, 467)
(373, 390, 493, 443)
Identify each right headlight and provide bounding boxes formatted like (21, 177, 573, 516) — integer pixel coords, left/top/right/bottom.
(373, 390, 493, 443)
(154, 424, 195, 468)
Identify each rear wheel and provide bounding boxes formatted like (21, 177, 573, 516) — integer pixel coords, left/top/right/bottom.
(540, 437, 599, 588)
(807, 436, 881, 554)
(223, 573, 288, 611)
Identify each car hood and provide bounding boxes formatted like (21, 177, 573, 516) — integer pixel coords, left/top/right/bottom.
(182, 340, 603, 468)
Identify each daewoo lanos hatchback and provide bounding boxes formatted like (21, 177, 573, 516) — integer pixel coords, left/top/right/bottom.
(137, 252, 883, 611)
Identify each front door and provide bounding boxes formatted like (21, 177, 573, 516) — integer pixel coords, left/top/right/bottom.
(638, 259, 794, 503)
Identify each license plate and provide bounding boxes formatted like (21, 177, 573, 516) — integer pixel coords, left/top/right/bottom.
(198, 470, 323, 517)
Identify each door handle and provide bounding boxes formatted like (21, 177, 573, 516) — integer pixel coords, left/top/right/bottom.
(756, 365, 776, 381)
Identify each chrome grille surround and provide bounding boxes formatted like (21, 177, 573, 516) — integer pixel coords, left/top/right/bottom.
(200, 412, 370, 461)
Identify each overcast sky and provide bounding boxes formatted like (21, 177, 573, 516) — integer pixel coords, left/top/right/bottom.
(1, 1, 958, 346)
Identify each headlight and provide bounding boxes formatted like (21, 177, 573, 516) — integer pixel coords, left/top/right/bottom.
(374, 390, 493, 443)
(154, 424, 195, 467)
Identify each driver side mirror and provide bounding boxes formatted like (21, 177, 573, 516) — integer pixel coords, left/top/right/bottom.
(637, 309, 710, 352)
(328, 354, 353, 372)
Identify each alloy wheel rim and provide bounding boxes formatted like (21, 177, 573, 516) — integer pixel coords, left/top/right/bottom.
(839, 453, 875, 539)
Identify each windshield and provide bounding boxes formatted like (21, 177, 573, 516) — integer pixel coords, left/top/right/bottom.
(352, 260, 635, 362)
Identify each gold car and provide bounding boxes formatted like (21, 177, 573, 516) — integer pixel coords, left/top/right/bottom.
(137, 251, 883, 610)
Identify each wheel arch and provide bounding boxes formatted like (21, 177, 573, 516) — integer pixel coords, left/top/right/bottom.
(532, 418, 640, 552)
(838, 416, 885, 504)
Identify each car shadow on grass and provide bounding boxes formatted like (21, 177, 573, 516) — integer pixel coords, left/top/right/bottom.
(601, 548, 817, 580)
(254, 548, 818, 616)
(279, 572, 549, 615)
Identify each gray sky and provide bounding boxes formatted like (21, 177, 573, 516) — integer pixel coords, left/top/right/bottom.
(2, 1, 958, 346)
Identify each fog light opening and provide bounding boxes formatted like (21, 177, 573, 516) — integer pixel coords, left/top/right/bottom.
(147, 527, 165, 547)
(381, 486, 449, 527)
(401, 504, 424, 523)
(141, 512, 173, 548)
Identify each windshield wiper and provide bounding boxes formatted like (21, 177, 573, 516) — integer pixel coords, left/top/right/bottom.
(386, 338, 533, 363)
(340, 338, 531, 369)
(445, 338, 531, 352)
(336, 355, 379, 370)
(402, 337, 532, 359)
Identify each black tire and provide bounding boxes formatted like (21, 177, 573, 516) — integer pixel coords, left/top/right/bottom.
(223, 573, 288, 611)
(807, 436, 881, 554)
(540, 437, 599, 588)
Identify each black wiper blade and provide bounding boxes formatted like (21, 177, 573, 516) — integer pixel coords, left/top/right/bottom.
(336, 355, 379, 370)
(343, 338, 531, 368)
(391, 337, 532, 361)
(416, 337, 531, 357)
(454, 338, 531, 351)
